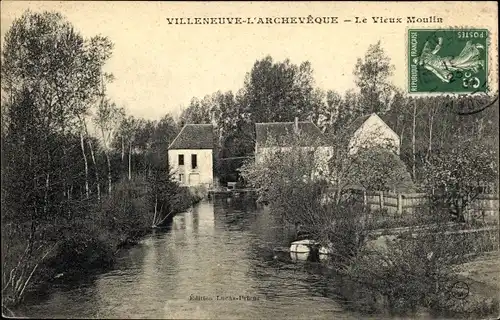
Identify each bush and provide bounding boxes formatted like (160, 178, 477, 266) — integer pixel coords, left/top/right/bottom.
(422, 138, 498, 222)
(350, 148, 416, 193)
(187, 185, 207, 204)
(148, 167, 201, 227)
(318, 202, 369, 268)
(97, 177, 152, 239)
(240, 139, 331, 226)
(343, 223, 499, 317)
(36, 178, 152, 281)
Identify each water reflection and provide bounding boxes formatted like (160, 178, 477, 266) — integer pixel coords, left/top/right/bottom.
(19, 199, 361, 319)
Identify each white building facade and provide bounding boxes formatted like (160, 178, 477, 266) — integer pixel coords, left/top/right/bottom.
(348, 113, 400, 156)
(167, 124, 214, 188)
(168, 149, 214, 187)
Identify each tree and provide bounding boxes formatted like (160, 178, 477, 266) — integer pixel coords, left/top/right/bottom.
(1, 10, 113, 306)
(241, 56, 320, 123)
(313, 89, 342, 132)
(134, 119, 157, 176)
(150, 114, 180, 167)
(77, 117, 90, 199)
(216, 123, 255, 184)
(239, 133, 369, 260)
(305, 88, 328, 128)
(210, 56, 324, 183)
(331, 89, 363, 135)
(423, 138, 498, 222)
(148, 164, 177, 227)
(179, 96, 213, 125)
(424, 98, 439, 161)
(93, 97, 124, 195)
(211, 91, 240, 142)
(239, 134, 330, 225)
(1, 11, 113, 132)
(117, 115, 139, 180)
(212, 90, 255, 184)
(353, 41, 395, 114)
(382, 89, 410, 154)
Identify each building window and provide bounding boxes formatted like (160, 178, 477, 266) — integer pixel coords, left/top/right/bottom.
(179, 174, 184, 182)
(178, 154, 184, 165)
(191, 154, 198, 169)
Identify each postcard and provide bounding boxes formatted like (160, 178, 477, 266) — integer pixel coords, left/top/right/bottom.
(1, 1, 498, 319)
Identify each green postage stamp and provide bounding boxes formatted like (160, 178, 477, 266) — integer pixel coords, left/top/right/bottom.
(408, 29, 489, 93)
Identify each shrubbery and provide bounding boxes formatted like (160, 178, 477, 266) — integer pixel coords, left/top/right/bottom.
(33, 178, 152, 284)
(344, 225, 499, 316)
(240, 135, 499, 318)
(2, 175, 199, 310)
(44, 175, 201, 274)
(349, 148, 415, 193)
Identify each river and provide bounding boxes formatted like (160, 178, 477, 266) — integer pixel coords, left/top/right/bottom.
(17, 198, 374, 319)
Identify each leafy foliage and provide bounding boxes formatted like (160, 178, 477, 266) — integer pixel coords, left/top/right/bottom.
(2, 11, 498, 317)
(240, 134, 329, 219)
(179, 96, 213, 125)
(350, 148, 415, 192)
(346, 227, 498, 316)
(240, 56, 322, 123)
(422, 138, 498, 221)
(1, 11, 116, 306)
(0, 10, 188, 309)
(353, 41, 395, 114)
(1, 10, 113, 132)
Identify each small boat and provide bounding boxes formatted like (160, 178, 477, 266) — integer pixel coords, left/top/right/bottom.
(289, 239, 333, 262)
(290, 239, 319, 262)
(290, 251, 310, 262)
(289, 239, 318, 253)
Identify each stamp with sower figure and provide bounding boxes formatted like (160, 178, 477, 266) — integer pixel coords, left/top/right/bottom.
(408, 29, 488, 93)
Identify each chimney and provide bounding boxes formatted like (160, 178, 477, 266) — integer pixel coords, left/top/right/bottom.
(294, 117, 299, 133)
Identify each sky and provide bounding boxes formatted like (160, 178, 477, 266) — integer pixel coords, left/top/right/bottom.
(1, 1, 498, 121)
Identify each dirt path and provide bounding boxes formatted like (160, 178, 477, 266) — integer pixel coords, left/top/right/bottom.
(453, 251, 500, 301)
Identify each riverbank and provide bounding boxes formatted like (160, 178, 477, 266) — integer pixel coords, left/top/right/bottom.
(427, 250, 500, 319)
(334, 228, 500, 318)
(281, 212, 499, 319)
(45, 184, 203, 278)
(7, 199, 499, 319)
(4, 178, 203, 315)
(4, 201, 363, 319)
(453, 251, 500, 305)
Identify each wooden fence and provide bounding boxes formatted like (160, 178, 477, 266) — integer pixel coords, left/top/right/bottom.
(353, 190, 499, 223)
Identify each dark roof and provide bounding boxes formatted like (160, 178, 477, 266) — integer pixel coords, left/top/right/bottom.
(168, 124, 214, 149)
(255, 121, 328, 147)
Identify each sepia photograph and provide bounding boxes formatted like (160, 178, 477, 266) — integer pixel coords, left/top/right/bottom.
(1, 1, 499, 319)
